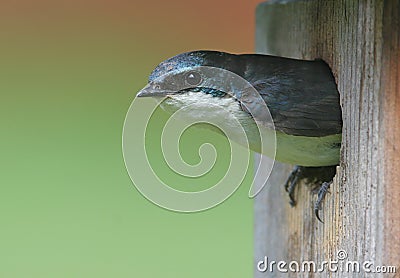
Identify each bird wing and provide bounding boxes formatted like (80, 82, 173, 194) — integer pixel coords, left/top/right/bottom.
(257, 82, 342, 137)
(240, 58, 342, 137)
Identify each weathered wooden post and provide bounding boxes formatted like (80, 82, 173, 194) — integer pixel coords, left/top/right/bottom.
(254, 1, 399, 277)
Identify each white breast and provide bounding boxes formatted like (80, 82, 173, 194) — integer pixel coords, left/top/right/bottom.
(160, 92, 341, 166)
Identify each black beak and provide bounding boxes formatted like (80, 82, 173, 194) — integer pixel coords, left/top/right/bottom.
(136, 84, 171, 98)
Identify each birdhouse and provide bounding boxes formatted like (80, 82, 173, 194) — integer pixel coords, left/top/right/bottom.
(254, 1, 400, 277)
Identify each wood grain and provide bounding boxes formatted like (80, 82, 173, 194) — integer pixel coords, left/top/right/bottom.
(254, 1, 399, 277)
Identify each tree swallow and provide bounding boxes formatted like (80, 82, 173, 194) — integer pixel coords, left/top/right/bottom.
(137, 50, 342, 221)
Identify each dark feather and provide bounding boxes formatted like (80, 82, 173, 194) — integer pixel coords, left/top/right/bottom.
(236, 54, 342, 137)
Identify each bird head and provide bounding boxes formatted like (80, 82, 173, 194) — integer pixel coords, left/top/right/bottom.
(136, 50, 268, 154)
(136, 51, 247, 112)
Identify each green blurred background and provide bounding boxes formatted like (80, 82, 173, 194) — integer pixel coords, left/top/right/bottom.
(1, 1, 261, 277)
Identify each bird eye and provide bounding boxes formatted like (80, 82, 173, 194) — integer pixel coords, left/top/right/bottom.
(185, 71, 202, 86)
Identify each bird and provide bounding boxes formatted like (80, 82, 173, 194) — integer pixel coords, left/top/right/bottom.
(137, 50, 342, 221)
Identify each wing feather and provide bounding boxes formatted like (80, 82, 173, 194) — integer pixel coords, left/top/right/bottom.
(239, 55, 342, 137)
